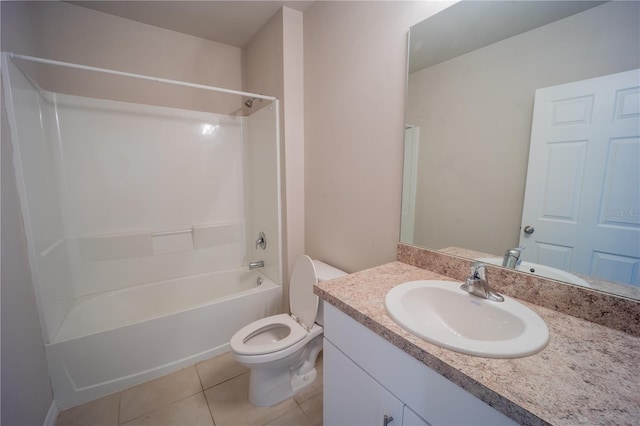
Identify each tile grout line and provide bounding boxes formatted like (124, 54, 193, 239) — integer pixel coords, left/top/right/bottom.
(203, 389, 217, 426)
(116, 392, 122, 426)
(200, 370, 251, 392)
(118, 388, 205, 425)
(200, 371, 253, 426)
(195, 364, 206, 392)
(194, 365, 218, 426)
(118, 391, 205, 426)
(297, 392, 323, 426)
(294, 397, 315, 426)
(196, 364, 214, 426)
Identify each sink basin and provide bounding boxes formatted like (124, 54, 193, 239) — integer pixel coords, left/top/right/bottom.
(476, 257, 591, 288)
(385, 280, 549, 358)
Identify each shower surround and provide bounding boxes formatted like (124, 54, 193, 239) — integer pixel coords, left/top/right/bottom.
(2, 54, 282, 408)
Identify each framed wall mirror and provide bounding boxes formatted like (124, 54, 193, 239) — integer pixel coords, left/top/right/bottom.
(402, 0, 640, 300)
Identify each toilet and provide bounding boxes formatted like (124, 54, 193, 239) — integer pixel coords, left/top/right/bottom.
(230, 255, 346, 407)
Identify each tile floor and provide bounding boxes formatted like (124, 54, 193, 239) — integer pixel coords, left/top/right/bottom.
(55, 352, 323, 426)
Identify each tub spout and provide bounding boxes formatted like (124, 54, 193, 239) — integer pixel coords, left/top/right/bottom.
(249, 261, 264, 269)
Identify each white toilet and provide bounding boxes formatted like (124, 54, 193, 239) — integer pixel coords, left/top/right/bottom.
(230, 255, 346, 407)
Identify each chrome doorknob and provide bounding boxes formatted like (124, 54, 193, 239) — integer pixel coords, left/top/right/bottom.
(523, 226, 535, 235)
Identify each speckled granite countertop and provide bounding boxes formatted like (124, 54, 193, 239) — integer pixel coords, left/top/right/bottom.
(314, 261, 640, 426)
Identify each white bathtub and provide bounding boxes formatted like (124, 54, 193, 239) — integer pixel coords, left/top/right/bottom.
(45, 269, 282, 409)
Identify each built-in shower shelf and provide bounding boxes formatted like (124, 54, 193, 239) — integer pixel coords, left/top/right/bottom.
(76, 223, 244, 261)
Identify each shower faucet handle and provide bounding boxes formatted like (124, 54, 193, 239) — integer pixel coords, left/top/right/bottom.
(256, 232, 267, 250)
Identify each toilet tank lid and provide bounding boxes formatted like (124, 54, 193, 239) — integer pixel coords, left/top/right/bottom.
(312, 260, 347, 282)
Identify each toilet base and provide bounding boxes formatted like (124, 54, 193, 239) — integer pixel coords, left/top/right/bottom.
(249, 365, 318, 407)
(247, 337, 323, 407)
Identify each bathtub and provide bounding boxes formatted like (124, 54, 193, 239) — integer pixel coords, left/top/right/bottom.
(45, 269, 282, 409)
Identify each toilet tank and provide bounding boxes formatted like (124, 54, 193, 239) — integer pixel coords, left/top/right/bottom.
(312, 260, 347, 326)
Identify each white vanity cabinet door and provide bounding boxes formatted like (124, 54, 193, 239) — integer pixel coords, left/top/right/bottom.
(324, 339, 404, 426)
(403, 406, 431, 426)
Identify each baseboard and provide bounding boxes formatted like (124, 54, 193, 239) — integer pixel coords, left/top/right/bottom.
(43, 400, 59, 426)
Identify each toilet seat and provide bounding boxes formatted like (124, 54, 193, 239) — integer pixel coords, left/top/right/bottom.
(231, 256, 321, 357)
(289, 255, 319, 329)
(230, 313, 308, 356)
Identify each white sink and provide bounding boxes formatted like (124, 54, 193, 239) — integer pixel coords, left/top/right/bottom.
(476, 257, 591, 288)
(385, 280, 549, 358)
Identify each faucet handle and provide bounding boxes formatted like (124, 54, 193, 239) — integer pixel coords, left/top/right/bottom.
(463, 262, 503, 302)
(255, 232, 267, 250)
(470, 262, 487, 280)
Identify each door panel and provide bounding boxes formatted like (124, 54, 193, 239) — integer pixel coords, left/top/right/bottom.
(521, 69, 640, 285)
(541, 140, 586, 220)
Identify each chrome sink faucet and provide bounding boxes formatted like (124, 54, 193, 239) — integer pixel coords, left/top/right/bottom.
(502, 247, 523, 269)
(460, 262, 504, 302)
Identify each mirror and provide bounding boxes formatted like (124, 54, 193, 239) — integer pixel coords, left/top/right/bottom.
(402, 1, 640, 300)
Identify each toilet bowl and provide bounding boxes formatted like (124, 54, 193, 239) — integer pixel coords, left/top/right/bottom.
(230, 255, 346, 406)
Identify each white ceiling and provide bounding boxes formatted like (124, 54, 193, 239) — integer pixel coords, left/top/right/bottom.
(68, 1, 315, 48)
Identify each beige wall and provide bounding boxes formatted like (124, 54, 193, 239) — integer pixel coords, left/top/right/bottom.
(245, 7, 305, 310)
(281, 8, 305, 288)
(245, 9, 284, 100)
(0, 1, 40, 56)
(28, 1, 244, 115)
(303, 1, 452, 273)
(405, 1, 640, 255)
(1, 3, 54, 424)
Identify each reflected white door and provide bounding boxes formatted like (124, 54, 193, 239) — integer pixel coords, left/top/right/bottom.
(520, 69, 640, 285)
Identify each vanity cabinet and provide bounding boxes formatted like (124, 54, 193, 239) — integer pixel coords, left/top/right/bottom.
(324, 340, 411, 426)
(322, 302, 517, 426)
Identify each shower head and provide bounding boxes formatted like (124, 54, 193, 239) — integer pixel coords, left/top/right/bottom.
(244, 97, 262, 108)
